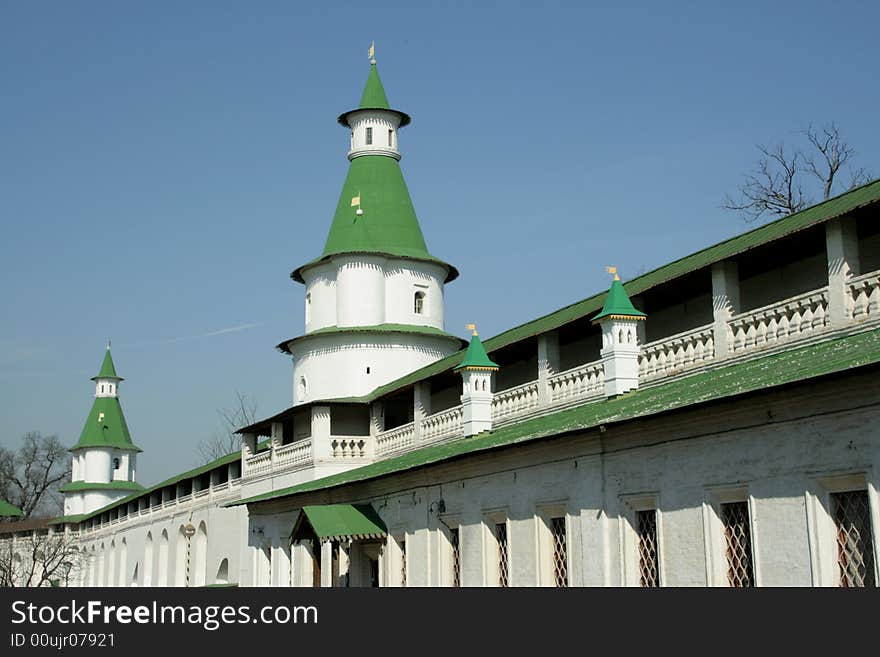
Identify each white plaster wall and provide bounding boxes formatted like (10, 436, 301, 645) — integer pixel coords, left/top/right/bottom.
(383, 259, 446, 328)
(302, 263, 337, 332)
(83, 449, 113, 483)
(78, 499, 247, 588)
(346, 109, 402, 160)
(336, 256, 385, 327)
(291, 333, 458, 403)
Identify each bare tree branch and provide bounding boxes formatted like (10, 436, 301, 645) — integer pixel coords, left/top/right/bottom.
(722, 143, 808, 223)
(197, 392, 258, 462)
(802, 122, 855, 200)
(0, 433, 69, 518)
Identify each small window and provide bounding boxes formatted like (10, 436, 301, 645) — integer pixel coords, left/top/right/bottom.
(366, 367, 371, 374)
(831, 490, 876, 587)
(636, 510, 659, 587)
(113, 458, 120, 470)
(305, 293, 311, 323)
(298, 377, 307, 402)
(388, 129, 393, 147)
(450, 527, 460, 588)
(721, 502, 754, 587)
(101, 385, 105, 393)
(550, 517, 568, 587)
(414, 291, 425, 315)
(495, 522, 509, 587)
(365, 127, 373, 145)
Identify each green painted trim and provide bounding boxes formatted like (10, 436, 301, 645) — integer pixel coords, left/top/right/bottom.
(59, 480, 144, 493)
(72, 396, 142, 452)
(291, 155, 458, 283)
(591, 279, 647, 322)
(277, 323, 467, 353)
(334, 180, 880, 403)
(454, 333, 500, 371)
(231, 326, 880, 507)
(48, 514, 88, 526)
(0, 499, 23, 517)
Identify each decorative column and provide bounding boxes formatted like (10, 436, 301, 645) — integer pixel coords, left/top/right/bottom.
(311, 406, 332, 461)
(826, 218, 860, 325)
(592, 269, 647, 398)
(455, 326, 500, 436)
(712, 261, 740, 357)
(320, 540, 334, 588)
(413, 381, 431, 442)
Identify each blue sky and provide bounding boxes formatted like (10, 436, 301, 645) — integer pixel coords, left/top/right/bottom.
(2, 1, 878, 485)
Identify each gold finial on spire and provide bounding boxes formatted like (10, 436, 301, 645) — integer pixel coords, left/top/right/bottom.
(605, 266, 620, 281)
(466, 323, 477, 336)
(368, 41, 376, 65)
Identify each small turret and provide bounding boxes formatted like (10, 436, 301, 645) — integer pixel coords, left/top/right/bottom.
(592, 268, 647, 398)
(455, 325, 500, 436)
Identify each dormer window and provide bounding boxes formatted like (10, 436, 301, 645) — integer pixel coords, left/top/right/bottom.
(414, 291, 425, 315)
(366, 127, 373, 145)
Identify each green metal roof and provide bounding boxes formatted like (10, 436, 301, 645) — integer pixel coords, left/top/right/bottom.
(292, 155, 457, 282)
(47, 514, 88, 526)
(359, 64, 389, 109)
(291, 504, 387, 542)
(71, 396, 141, 453)
(62, 439, 268, 526)
(0, 499, 23, 518)
(92, 347, 121, 380)
(592, 279, 647, 322)
(231, 325, 880, 507)
(333, 179, 880, 403)
(454, 333, 500, 370)
(277, 323, 467, 354)
(58, 480, 144, 494)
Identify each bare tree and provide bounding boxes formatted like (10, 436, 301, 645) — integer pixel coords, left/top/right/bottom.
(0, 526, 84, 587)
(724, 122, 872, 224)
(197, 392, 258, 462)
(0, 433, 70, 518)
(723, 143, 808, 223)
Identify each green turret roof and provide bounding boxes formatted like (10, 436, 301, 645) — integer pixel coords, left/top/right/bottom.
(591, 279, 647, 322)
(454, 333, 500, 371)
(72, 396, 141, 453)
(359, 64, 390, 109)
(92, 346, 121, 380)
(0, 499, 23, 518)
(293, 64, 456, 282)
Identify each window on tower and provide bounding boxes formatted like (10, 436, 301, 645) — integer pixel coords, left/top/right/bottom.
(113, 458, 120, 470)
(305, 293, 311, 324)
(366, 127, 373, 145)
(388, 129, 393, 147)
(414, 291, 425, 315)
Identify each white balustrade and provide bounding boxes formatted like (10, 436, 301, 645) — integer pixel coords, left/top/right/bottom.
(275, 439, 313, 468)
(548, 361, 604, 404)
(329, 436, 368, 459)
(245, 450, 272, 476)
(849, 271, 880, 319)
(492, 381, 540, 422)
(420, 405, 463, 443)
(376, 422, 415, 456)
(728, 287, 829, 354)
(639, 324, 714, 377)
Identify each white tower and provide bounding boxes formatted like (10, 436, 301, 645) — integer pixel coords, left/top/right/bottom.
(592, 271, 647, 398)
(455, 327, 500, 436)
(280, 55, 464, 403)
(61, 344, 144, 518)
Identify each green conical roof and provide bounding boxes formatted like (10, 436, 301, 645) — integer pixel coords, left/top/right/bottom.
(454, 333, 500, 370)
(72, 396, 141, 453)
(591, 279, 647, 322)
(92, 346, 121, 380)
(293, 64, 456, 282)
(359, 64, 390, 109)
(0, 499, 23, 518)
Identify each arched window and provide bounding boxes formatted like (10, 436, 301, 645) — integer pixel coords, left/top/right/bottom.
(216, 558, 229, 585)
(414, 291, 425, 315)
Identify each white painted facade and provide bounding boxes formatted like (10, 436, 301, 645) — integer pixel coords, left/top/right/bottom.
(346, 109, 403, 161)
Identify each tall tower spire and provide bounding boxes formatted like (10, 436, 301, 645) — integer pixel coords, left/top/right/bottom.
(280, 54, 465, 404)
(60, 345, 143, 518)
